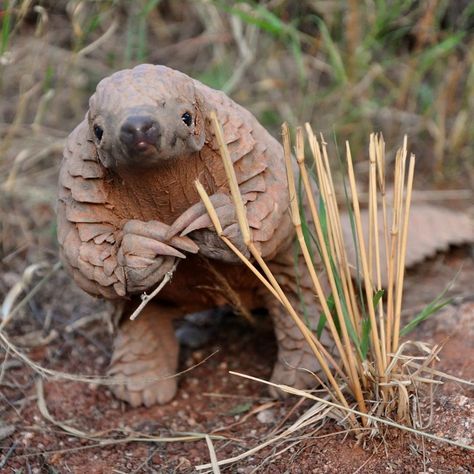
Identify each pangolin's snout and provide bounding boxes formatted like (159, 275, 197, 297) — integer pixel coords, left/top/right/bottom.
(120, 115, 161, 153)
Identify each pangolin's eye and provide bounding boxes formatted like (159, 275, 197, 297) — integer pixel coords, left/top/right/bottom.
(93, 124, 103, 141)
(181, 112, 193, 127)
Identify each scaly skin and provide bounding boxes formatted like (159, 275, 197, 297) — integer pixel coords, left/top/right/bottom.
(57, 64, 473, 406)
(57, 64, 301, 406)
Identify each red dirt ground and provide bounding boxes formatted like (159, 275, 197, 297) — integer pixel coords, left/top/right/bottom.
(0, 248, 473, 473)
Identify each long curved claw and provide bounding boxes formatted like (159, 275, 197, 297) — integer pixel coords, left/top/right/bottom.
(166, 193, 230, 239)
(168, 235, 200, 254)
(122, 234, 186, 259)
(124, 220, 199, 254)
(180, 204, 236, 236)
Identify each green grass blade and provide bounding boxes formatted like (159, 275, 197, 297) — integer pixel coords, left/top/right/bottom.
(360, 318, 371, 359)
(373, 289, 385, 308)
(1, 0, 12, 55)
(309, 15, 347, 85)
(400, 270, 461, 337)
(399, 297, 452, 337)
(317, 294, 334, 338)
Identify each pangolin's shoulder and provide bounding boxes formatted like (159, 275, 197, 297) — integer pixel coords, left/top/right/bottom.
(192, 78, 288, 243)
(58, 120, 119, 242)
(59, 120, 106, 200)
(194, 79, 282, 176)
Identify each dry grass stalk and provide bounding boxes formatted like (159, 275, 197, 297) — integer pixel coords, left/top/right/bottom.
(392, 154, 415, 352)
(129, 262, 177, 321)
(200, 116, 357, 426)
(346, 142, 384, 376)
(198, 115, 451, 437)
(0, 328, 217, 386)
(35, 378, 221, 445)
(284, 125, 367, 419)
(196, 367, 473, 471)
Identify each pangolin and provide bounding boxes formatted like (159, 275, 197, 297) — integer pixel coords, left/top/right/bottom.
(57, 64, 473, 407)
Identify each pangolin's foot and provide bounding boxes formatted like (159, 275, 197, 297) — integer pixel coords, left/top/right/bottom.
(108, 304, 179, 407)
(269, 336, 328, 398)
(262, 257, 336, 398)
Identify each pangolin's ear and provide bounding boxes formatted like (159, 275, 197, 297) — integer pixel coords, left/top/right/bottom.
(187, 90, 206, 152)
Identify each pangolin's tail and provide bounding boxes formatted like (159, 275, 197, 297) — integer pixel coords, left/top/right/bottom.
(340, 204, 473, 287)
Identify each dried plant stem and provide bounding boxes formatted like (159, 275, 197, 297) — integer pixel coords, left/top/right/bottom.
(374, 135, 390, 271)
(129, 262, 177, 321)
(320, 134, 362, 336)
(392, 154, 415, 352)
(375, 134, 392, 365)
(229, 372, 474, 450)
(369, 134, 387, 370)
(196, 179, 353, 419)
(286, 125, 367, 417)
(194, 180, 282, 305)
(305, 126, 362, 338)
(307, 129, 368, 391)
(385, 152, 400, 356)
(304, 128, 365, 364)
(283, 126, 350, 375)
(346, 142, 384, 375)
(210, 111, 251, 243)
(203, 259, 255, 325)
(0, 261, 62, 331)
(206, 117, 357, 425)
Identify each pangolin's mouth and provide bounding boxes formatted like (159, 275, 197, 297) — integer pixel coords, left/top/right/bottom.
(135, 140, 155, 152)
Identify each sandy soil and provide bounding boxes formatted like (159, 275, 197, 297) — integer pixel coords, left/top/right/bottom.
(0, 246, 473, 473)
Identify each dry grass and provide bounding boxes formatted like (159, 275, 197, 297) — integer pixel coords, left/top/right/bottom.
(193, 117, 474, 469)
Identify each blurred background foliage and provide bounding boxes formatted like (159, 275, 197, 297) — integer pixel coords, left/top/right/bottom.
(0, 4, 472, 469)
(0, 0, 473, 215)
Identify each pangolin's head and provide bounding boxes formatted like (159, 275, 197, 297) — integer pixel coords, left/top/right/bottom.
(88, 64, 206, 169)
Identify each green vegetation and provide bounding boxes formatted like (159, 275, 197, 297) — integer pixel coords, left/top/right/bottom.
(1, 0, 472, 185)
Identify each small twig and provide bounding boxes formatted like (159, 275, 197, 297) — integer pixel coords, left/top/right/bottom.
(228, 372, 473, 448)
(36, 378, 224, 446)
(202, 259, 255, 325)
(129, 263, 178, 321)
(0, 329, 218, 386)
(0, 441, 17, 469)
(76, 19, 118, 57)
(205, 435, 221, 474)
(0, 261, 62, 330)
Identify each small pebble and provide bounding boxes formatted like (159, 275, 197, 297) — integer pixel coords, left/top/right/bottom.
(257, 409, 275, 424)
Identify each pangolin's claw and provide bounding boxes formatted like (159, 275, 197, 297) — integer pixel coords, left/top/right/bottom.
(123, 220, 199, 254)
(121, 234, 186, 259)
(166, 193, 231, 239)
(180, 204, 236, 236)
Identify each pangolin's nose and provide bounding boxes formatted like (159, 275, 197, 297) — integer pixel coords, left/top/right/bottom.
(120, 116, 160, 151)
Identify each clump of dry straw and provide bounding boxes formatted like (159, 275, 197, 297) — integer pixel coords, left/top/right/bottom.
(194, 113, 473, 469)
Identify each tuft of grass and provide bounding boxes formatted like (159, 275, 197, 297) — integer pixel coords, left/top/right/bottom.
(194, 117, 470, 450)
(124, 0, 162, 65)
(193, 120, 474, 471)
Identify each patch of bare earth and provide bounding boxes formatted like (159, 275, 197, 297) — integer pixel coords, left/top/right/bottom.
(0, 247, 472, 473)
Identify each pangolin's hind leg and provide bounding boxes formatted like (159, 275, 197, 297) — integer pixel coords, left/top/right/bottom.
(108, 302, 180, 407)
(264, 249, 336, 395)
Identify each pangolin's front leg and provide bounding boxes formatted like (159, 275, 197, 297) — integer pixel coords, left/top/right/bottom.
(166, 193, 251, 262)
(108, 301, 181, 407)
